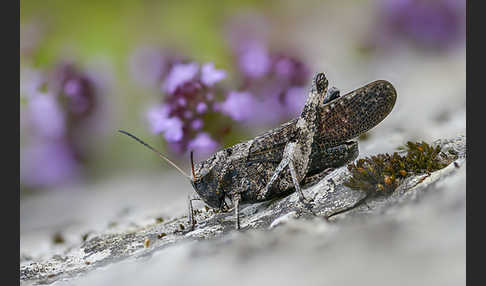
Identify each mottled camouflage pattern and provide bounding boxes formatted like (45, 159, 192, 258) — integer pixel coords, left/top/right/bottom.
(191, 73, 397, 212)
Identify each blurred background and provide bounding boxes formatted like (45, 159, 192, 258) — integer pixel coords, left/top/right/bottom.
(20, 0, 465, 269)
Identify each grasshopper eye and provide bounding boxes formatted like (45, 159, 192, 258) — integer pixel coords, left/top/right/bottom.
(323, 86, 340, 104)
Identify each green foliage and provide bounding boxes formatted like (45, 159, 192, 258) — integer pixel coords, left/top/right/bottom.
(344, 141, 456, 196)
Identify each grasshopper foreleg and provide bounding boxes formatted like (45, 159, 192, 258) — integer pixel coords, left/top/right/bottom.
(187, 194, 201, 230)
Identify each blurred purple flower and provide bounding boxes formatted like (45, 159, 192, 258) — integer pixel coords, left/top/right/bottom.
(272, 54, 309, 85)
(196, 102, 208, 114)
(224, 14, 311, 125)
(237, 41, 271, 79)
(201, 62, 227, 86)
(20, 139, 80, 188)
(163, 62, 199, 94)
(20, 62, 105, 190)
(53, 63, 98, 118)
(284, 86, 307, 116)
(26, 92, 66, 139)
(218, 91, 257, 122)
(146, 61, 228, 155)
(187, 132, 220, 159)
(191, 119, 204, 130)
(146, 105, 184, 142)
(379, 0, 466, 49)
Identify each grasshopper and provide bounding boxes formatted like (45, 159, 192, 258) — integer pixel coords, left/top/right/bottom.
(119, 72, 397, 230)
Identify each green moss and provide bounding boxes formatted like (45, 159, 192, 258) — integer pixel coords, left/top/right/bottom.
(344, 141, 457, 196)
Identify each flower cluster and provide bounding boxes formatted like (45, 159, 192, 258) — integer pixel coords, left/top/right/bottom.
(20, 62, 102, 189)
(145, 61, 227, 159)
(377, 0, 466, 50)
(220, 17, 311, 125)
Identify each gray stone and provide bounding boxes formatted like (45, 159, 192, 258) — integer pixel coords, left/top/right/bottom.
(20, 135, 466, 286)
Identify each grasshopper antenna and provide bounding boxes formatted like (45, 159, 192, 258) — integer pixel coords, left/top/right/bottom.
(118, 130, 191, 179)
(190, 150, 196, 180)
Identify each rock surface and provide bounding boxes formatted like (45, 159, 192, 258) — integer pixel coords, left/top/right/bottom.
(20, 135, 466, 286)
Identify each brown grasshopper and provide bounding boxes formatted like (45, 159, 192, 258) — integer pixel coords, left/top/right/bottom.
(119, 72, 397, 230)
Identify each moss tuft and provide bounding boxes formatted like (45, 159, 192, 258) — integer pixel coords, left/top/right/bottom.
(344, 141, 456, 196)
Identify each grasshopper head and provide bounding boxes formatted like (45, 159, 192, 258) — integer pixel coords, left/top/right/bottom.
(190, 174, 225, 209)
(189, 150, 225, 209)
(118, 130, 226, 209)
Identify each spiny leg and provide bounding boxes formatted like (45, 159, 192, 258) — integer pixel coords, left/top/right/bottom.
(233, 193, 241, 230)
(187, 194, 201, 230)
(259, 142, 309, 202)
(258, 148, 294, 200)
(288, 159, 306, 202)
(261, 158, 290, 199)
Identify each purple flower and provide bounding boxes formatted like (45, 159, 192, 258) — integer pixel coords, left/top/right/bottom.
(219, 91, 257, 122)
(63, 77, 95, 115)
(26, 92, 66, 139)
(285, 86, 306, 116)
(53, 63, 98, 118)
(20, 139, 80, 188)
(162, 117, 184, 142)
(201, 62, 227, 86)
(238, 41, 271, 79)
(20, 61, 107, 190)
(379, 0, 466, 49)
(146, 61, 229, 155)
(196, 102, 208, 114)
(272, 55, 309, 85)
(146, 105, 184, 142)
(163, 62, 199, 94)
(223, 15, 311, 126)
(187, 132, 219, 160)
(191, 119, 204, 130)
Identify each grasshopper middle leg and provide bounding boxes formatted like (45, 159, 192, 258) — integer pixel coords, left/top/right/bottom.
(233, 193, 241, 230)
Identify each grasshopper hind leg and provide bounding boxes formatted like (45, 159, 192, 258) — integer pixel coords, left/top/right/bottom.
(288, 159, 308, 203)
(259, 142, 311, 203)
